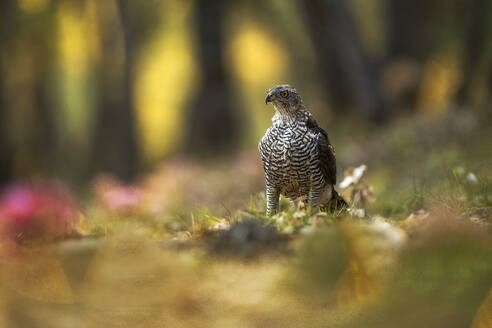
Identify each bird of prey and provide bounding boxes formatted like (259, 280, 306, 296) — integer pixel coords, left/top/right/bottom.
(259, 84, 346, 215)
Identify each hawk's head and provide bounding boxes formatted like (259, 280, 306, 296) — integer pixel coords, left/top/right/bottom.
(265, 84, 303, 116)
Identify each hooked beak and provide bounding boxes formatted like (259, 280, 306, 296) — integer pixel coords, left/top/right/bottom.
(265, 93, 273, 104)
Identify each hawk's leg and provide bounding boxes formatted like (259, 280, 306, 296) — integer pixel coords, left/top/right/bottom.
(265, 184, 279, 216)
(308, 184, 324, 214)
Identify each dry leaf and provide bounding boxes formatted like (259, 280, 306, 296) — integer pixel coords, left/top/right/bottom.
(0, 244, 73, 303)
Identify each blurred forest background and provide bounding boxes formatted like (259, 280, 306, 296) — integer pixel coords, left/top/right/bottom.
(1, 1, 492, 327)
(0, 0, 491, 187)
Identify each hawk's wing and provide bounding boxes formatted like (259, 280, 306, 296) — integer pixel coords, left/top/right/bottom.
(306, 116, 337, 185)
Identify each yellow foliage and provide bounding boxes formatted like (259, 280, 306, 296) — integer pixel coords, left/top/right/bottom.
(228, 24, 287, 85)
(135, 0, 195, 162)
(227, 20, 290, 145)
(418, 53, 461, 113)
(56, 1, 101, 144)
(58, 2, 91, 80)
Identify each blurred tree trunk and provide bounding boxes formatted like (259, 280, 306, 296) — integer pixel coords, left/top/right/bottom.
(31, 67, 58, 176)
(31, 10, 59, 177)
(0, 39, 10, 185)
(184, 0, 240, 155)
(486, 69, 492, 106)
(92, 0, 139, 182)
(0, 0, 18, 185)
(385, 0, 438, 61)
(383, 0, 442, 109)
(301, 0, 386, 121)
(0, 73, 11, 186)
(1, 0, 59, 181)
(455, 0, 491, 106)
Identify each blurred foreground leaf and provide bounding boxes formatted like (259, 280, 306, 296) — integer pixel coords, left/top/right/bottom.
(0, 244, 73, 303)
(286, 227, 348, 300)
(79, 234, 202, 327)
(343, 218, 492, 328)
(471, 288, 492, 328)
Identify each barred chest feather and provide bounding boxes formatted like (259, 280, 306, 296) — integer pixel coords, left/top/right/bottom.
(259, 114, 321, 200)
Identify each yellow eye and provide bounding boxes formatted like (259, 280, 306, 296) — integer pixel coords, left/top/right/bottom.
(281, 90, 289, 98)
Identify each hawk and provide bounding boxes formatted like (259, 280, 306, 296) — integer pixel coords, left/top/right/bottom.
(259, 84, 346, 215)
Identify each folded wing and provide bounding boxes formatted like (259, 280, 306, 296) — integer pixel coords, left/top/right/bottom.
(306, 117, 337, 186)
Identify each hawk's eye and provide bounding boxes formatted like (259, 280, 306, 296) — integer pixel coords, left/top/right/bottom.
(280, 91, 289, 98)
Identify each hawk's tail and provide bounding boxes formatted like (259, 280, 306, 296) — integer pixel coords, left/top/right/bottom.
(331, 188, 347, 209)
(323, 187, 347, 212)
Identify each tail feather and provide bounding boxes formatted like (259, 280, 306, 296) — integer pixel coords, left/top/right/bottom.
(320, 187, 347, 212)
(331, 189, 347, 210)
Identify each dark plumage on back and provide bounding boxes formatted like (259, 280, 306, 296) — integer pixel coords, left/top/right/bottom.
(259, 85, 345, 215)
(306, 116, 337, 186)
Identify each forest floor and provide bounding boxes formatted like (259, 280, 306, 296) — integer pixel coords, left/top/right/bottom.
(1, 110, 491, 328)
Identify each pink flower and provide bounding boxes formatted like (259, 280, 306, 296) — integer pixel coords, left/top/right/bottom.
(101, 186, 141, 213)
(93, 175, 142, 214)
(0, 183, 78, 241)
